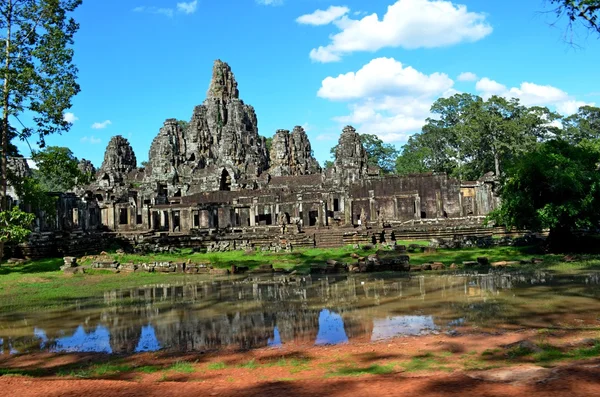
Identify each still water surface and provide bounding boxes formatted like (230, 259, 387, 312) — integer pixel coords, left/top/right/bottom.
(1, 272, 600, 355)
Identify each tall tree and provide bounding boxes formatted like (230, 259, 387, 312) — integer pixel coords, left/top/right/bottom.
(562, 105, 600, 143)
(359, 134, 398, 174)
(31, 146, 89, 191)
(490, 139, 600, 252)
(395, 135, 433, 175)
(0, 0, 82, 212)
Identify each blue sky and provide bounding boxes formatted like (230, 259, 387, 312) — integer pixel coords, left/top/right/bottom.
(15, 0, 600, 167)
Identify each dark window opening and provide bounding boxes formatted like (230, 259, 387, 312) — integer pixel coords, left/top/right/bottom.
(95, 194, 103, 202)
(136, 214, 143, 224)
(158, 184, 168, 196)
(421, 211, 427, 219)
(258, 214, 272, 225)
(443, 211, 448, 218)
(309, 210, 318, 226)
(220, 169, 232, 191)
(119, 208, 128, 225)
(193, 213, 200, 228)
(173, 211, 181, 231)
(174, 189, 182, 197)
(333, 198, 339, 212)
(162, 211, 169, 229)
(188, 153, 196, 162)
(144, 199, 151, 205)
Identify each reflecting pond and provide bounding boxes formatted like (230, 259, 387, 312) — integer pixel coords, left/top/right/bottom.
(1, 271, 600, 355)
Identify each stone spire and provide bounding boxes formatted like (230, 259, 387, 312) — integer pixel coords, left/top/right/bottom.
(144, 59, 269, 192)
(269, 126, 321, 176)
(97, 136, 137, 186)
(332, 125, 368, 185)
(207, 59, 239, 102)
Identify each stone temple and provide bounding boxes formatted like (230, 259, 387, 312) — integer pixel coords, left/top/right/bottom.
(7, 60, 500, 256)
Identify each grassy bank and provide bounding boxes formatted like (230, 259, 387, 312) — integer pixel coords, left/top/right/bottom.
(1, 243, 600, 311)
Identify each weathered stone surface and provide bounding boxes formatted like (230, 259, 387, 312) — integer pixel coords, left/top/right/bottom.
(78, 159, 96, 176)
(97, 136, 137, 186)
(330, 125, 368, 185)
(269, 127, 321, 176)
(145, 59, 268, 193)
(6, 157, 32, 201)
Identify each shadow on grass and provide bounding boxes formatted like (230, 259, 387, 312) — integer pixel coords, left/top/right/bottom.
(0, 258, 62, 275)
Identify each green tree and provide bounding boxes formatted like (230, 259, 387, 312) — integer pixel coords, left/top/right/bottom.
(0, 206, 35, 260)
(329, 134, 398, 174)
(264, 136, 273, 153)
(489, 140, 600, 252)
(546, 0, 600, 36)
(31, 146, 87, 191)
(395, 135, 434, 175)
(359, 134, 398, 174)
(0, 0, 82, 212)
(562, 105, 600, 143)
(402, 94, 559, 180)
(177, 120, 189, 132)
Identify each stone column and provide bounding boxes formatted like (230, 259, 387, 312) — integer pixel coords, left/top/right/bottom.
(414, 196, 421, 219)
(344, 197, 353, 225)
(369, 190, 376, 221)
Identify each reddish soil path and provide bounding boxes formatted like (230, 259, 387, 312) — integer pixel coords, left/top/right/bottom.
(2, 330, 600, 397)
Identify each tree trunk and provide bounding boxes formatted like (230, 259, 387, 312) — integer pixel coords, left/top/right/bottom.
(0, 241, 4, 263)
(494, 151, 500, 177)
(1, 0, 12, 213)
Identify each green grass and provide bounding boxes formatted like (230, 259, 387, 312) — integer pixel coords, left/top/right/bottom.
(326, 363, 396, 377)
(3, 243, 600, 312)
(167, 361, 196, 373)
(207, 361, 227, 370)
(400, 354, 452, 373)
(481, 341, 600, 365)
(59, 363, 133, 379)
(135, 366, 162, 374)
(238, 359, 258, 369)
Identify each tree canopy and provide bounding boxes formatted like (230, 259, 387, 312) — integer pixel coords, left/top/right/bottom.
(489, 139, 600, 251)
(31, 146, 90, 192)
(394, 94, 565, 180)
(547, 0, 600, 36)
(0, 0, 82, 211)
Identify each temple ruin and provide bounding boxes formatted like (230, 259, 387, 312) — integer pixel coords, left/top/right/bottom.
(6, 60, 501, 257)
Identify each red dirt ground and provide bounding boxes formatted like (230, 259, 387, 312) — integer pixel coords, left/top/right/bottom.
(2, 329, 600, 397)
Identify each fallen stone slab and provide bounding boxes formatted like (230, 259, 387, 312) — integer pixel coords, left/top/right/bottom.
(467, 365, 555, 385)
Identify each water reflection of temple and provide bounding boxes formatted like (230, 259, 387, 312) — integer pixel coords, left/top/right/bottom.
(2, 272, 598, 355)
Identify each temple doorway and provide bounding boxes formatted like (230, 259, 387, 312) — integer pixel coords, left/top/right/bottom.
(220, 169, 232, 191)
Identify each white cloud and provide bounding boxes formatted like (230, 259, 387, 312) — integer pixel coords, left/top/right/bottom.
(296, 6, 350, 26)
(133, 6, 174, 17)
(475, 77, 595, 116)
(303, 0, 492, 63)
(80, 136, 102, 145)
(256, 0, 283, 5)
(26, 159, 38, 170)
(319, 58, 456, 143)
(457, 72, 477, 82)
(63, 112, 78, 124)
(475, 77, 507, 96)
(556, 100, 595, 115)
(91, 120, 112, 130)
(318, 57, 453, 100)
(177, 1, 197, 14)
